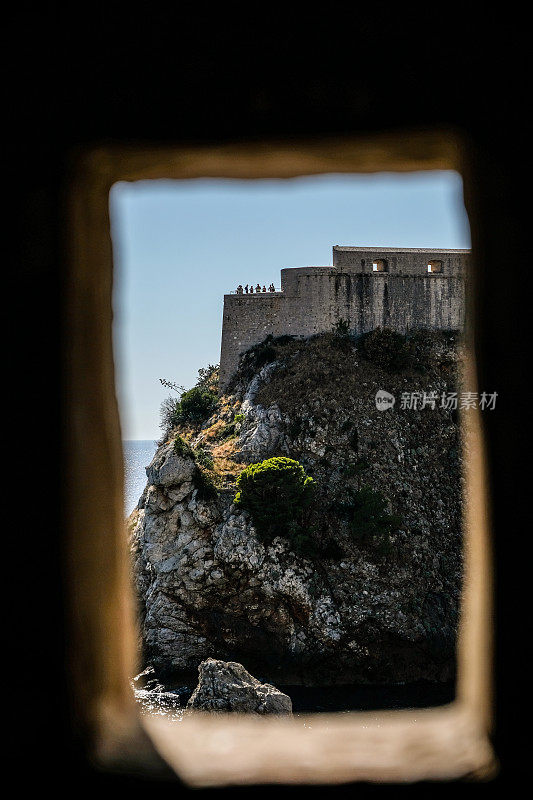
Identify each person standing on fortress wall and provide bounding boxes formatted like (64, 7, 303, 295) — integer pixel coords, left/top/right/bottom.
(256, 283, 261, 293)
(244, 284, 249, 293)
(262, 285, 267, 292)
(236, 284, 243, 294)
(250, 285, 254, 293)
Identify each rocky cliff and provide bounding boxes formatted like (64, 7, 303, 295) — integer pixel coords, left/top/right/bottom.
(129, 329, 463, 686)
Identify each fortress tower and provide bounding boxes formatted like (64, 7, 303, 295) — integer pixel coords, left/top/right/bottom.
(219, 245, 469, 391)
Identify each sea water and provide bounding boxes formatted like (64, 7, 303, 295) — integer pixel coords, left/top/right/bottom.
(123, 439, 157, 516)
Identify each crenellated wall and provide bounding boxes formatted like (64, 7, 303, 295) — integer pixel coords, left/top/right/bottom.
(219, 247, 468, 390)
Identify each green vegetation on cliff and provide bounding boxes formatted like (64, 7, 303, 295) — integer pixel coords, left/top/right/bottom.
(172, 434, 219, 499)
(234, 457, 315, 552)
(157, 329, 460, 565)
(160, 364, 219, 433)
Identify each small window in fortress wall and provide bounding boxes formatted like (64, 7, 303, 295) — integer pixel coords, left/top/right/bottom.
(428, 260, 443, 273)
(372, 259, 388, 272)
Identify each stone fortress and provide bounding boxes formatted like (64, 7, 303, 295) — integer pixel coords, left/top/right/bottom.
(219, 245, 469, 390)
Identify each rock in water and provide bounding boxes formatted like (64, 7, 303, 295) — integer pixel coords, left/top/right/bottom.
(186, 658, 292, 715)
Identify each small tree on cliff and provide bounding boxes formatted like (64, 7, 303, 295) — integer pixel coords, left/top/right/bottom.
(177, 386, 218, 422)
(159, 365, 219, 433)
(196, 364, 219, 394)
(234, 457, 315, 548)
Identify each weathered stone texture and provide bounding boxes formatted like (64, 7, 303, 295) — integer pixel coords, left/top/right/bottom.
(186, 658, 292, 715)
(219, 246, 468, 390)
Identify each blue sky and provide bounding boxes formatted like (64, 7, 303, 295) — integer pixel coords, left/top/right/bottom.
(110, 171, 470, 441)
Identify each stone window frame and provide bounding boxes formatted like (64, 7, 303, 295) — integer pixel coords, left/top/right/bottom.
(64, 133, 495, 786)
(372, 258, 388, 272)
(428, 259, 444, 273)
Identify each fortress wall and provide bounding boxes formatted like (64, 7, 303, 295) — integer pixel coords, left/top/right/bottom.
(279, 271, 465, 335)
(219, 250, 468, 391)
(366, 275, 465, 331)
(333, 246, 469, 276)
(280, 269, 338, 335)
(280, 267, 336, 294)
(219, 293, 287, 389)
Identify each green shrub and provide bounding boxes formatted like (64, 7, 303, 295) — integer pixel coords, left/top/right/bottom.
(173, 438, 218, 499)
(159, 365, 219, 433)
(349, 485, 402, 547)
(174, 437, 215, 474)
(218, 413, 245, 441)
(196, 364, 219, 394)
(218, 424, 236, 440)
(234, 457, 315, 545)
(176, 386, 218, 423)
(194, 467, 218, 500)
(194, 447, 214, 470)
(173, 435, 194, 457)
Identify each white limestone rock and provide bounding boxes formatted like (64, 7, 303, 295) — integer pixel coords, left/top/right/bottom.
(145, 441, 197, 488)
